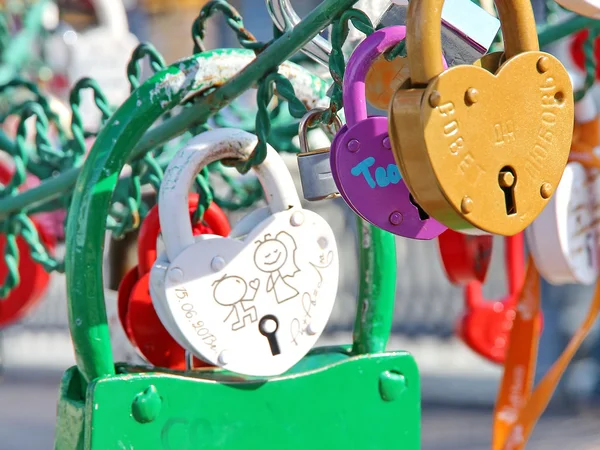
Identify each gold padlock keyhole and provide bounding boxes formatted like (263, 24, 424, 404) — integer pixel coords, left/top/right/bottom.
(499, 167, 517, 216)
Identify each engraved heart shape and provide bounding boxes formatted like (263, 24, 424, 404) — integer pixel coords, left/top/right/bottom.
(391, 51, 574, 235)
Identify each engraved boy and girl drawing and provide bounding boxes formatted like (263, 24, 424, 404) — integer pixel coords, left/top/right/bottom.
(211, 231, 303, 331)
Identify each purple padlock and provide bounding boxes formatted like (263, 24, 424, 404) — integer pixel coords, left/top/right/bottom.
(330, 26, 447, 240)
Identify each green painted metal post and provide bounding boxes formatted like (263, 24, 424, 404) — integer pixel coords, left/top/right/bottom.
(353, 218, 397, 355)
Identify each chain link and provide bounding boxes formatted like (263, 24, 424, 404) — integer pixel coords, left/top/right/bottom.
(324, 9, 374, 124)
(68, 78, 112, 163)
(191, 0, 264, 53)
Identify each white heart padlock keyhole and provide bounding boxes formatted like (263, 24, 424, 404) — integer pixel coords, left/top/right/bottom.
(150, 128, 339, 377)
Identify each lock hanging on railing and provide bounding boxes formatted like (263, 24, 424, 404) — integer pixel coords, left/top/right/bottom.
(117, 193, 231, 369)
(150, 128, 340, 377)
(389, 0, 574, 236)
(330, 26, 447, 239)
(297, 108, 341, 202)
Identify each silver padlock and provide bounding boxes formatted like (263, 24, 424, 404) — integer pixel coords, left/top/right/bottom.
(376, 0, 500, 66)
(297, 108, 341, 202)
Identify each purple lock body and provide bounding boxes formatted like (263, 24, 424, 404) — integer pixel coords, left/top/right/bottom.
(330, 26, 447, 240)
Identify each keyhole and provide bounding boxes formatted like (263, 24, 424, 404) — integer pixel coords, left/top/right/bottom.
(409, 194, 430, 221)
(499, 166, 517, 216)
(259, 315, 281, 356)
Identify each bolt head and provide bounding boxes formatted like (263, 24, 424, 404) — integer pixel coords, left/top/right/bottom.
(318, 237, 328, 249)
(540, 183, 553, 199)
(306, 323, 318, 336)
(211, 256, 226, 272)
(168, 267, 184, 283)
(383, 136, 391, 149)
(461, 196, 473, 214)
(389, 211, 403, 226)
(465, 88, 479, 106)
(218, 351, 230, 365)
(347, 139, 360, 153)
(536, 56, 550, 73)
(291, 211, 305, 227)
(428, 91, 441, 108)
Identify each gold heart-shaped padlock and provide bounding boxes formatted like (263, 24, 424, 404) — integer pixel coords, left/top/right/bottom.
(389, 0, 574, 236)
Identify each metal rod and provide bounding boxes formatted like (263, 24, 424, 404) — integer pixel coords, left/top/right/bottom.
(352, 218, 397, 355)
(538, 15, 600, 48)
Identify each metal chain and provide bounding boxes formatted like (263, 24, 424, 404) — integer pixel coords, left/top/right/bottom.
(107, 43, 168, 239)
(230, 72, 308, 173)
(0, 102, 64, 298)
(191, 0, 264, 53)
(324, 8, 374, 123)
(68, 78, 112, 163)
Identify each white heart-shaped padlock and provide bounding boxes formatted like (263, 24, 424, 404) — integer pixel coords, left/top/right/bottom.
(150, 128, 339, 377)
(526, 161, 598, 285)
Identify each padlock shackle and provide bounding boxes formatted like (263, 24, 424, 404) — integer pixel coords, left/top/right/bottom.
(344, 25, 446, 125)
(465, 233, 525, 310)
(137, 194, 231, 275)
(298, 107, 342, 153)
(159, 128, 301, 263)
(344, 26, 406, 126)
(406, 0, 539, 85)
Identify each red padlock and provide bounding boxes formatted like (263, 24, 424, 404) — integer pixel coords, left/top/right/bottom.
(437, 230, 493, 285)
(0, 164, 56, 327)
(118, 193, 231, 370)
(457, 233, 542, 364)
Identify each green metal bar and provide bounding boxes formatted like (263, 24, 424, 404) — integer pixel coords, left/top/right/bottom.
(0, 0, 50, 85)
(65, 49, 329, 383)
(538, 15, 600, 48)
(352, 218, 397, 355)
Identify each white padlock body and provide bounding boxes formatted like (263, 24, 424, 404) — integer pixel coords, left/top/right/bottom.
(526, 162, 598, 285)
(163, 208, 338, 376)
(152, 128, 340, 376)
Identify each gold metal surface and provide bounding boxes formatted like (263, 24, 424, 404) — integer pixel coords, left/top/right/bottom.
(406, 0, 539, 85)
(389, 0, 573, 235)
(389, 52, 573, 235)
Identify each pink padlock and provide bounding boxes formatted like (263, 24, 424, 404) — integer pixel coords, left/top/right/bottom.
(330, 26, 447, 239)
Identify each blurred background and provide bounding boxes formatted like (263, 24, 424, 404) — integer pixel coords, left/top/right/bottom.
(1, 0, 600, 449)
